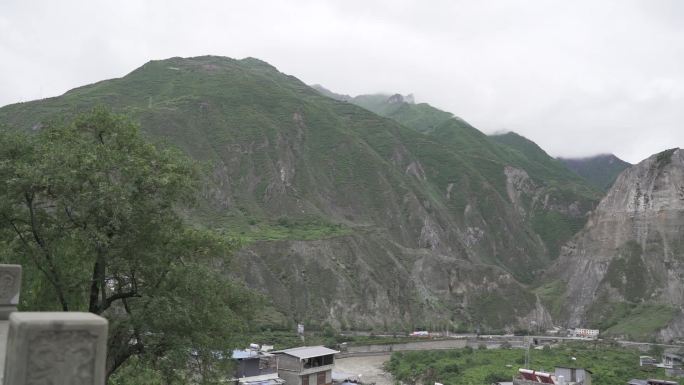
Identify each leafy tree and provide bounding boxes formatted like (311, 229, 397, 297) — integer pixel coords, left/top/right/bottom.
(485, 372, 511, 384)
(0, 107, 255, 383)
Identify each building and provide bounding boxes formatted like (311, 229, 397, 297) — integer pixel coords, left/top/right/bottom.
(231, 345, 284, 385)
(572, 329, 599, 339)
(555, 367, 592, 385)
(663, 353, 684, 369)
(640, 356, 659, 367)
(274, 346, 339, 385)
(628, 379, 678, 385)
(513, 367, 592, 385)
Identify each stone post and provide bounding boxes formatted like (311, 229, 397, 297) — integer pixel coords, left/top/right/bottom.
(3, 312, 108, 385)
(0, 264, 21, 320)
(0, 264, 21, 383)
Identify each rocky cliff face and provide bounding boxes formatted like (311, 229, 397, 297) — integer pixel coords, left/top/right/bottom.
(553, 148, 684, 340)
(233, 233, 550, 331)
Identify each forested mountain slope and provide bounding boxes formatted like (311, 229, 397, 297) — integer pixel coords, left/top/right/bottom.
(559, 154, 631, 191)
(1, 56, 601, 331)
(331, 90, 602, 260)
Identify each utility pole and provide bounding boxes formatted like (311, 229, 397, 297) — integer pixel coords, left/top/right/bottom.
(526, 321, 536, 369)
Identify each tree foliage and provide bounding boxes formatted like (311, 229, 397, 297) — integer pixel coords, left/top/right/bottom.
(0, 107, 256, 383)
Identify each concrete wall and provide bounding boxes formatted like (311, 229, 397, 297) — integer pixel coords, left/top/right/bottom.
(344, 339, 468, 355)
(279, 370, 301, 385)
(277, 354, 302, 371)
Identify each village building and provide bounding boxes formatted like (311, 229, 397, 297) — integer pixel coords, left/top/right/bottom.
(274, 346, 339, 385)
(628, 379, 678, 385)
(513, 367, 592, 385)
(663, 353, 684, 369)
(571, 329, 599, 339)
(231, 344, 284, 385)
(641, 356, 659, 367)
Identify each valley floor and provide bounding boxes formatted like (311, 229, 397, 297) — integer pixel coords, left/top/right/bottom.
(335, 355, 393, 385)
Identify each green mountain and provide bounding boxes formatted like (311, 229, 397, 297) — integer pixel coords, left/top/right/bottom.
(1, 56, 600, 332)
(558, 154, 631, 191)
(338, 91, 602, 260)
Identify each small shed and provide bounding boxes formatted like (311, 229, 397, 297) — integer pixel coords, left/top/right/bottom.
(555, 367, 592, 385)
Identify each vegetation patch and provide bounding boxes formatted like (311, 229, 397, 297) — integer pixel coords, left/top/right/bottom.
(534, 280, 566, 319)
(531, 210, 586, 259)
(604, 241, 649, 302)
(237, 217, 353, 243)
(385, 342, 678, 385)
(601, 304, 676, 341)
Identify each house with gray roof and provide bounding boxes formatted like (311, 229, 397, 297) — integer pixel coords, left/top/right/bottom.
(231, 345, 284, 385)
(274, 346, 339, 385)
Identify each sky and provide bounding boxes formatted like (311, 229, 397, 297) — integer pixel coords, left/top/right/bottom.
(1, 0, 683, 163)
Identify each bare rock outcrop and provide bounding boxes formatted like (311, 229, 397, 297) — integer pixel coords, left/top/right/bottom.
(552, 148, 684, 338)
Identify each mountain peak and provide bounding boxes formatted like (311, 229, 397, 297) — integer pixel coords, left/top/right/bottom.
(386, 93, 414, 104)
(558, 153, 631, 191)
(239, 57, 279, 70)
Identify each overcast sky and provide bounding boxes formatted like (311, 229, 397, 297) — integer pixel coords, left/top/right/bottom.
(2, 0, 683, 163)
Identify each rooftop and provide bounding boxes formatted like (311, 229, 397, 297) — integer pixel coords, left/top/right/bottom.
(232, 349, 274, 359)
(275, 346, 339, 359)
(647, 380, 678, 385)
(235, 373, 284, 385)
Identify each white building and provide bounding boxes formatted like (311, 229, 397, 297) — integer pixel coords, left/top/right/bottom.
(572, 328, 599, 339)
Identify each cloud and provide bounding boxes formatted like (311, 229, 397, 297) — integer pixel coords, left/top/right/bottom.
(1, 0, 683, 162)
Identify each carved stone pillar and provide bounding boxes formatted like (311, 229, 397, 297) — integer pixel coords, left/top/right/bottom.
(3, 312, 108, 385)
(0, 264, 21, 320)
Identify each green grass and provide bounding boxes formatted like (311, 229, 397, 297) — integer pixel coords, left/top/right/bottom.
(386, 342, 679, 385)
(238, 220, 353, 242)
(601, 304, 676, 341)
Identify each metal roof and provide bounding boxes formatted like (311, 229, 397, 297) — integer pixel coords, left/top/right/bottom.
(232, 350, 260, 359)
(275, 346, 339, 359)
(237, 373, 283, 384)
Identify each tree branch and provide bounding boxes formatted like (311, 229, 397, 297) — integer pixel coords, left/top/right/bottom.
(25, 191, 69, 311)
(1, 213, 57, 288)
(101, 290, 141, 312)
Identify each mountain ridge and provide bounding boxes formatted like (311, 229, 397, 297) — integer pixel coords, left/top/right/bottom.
(0, 56, 623, 334)
(559, 154, 631, 191)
